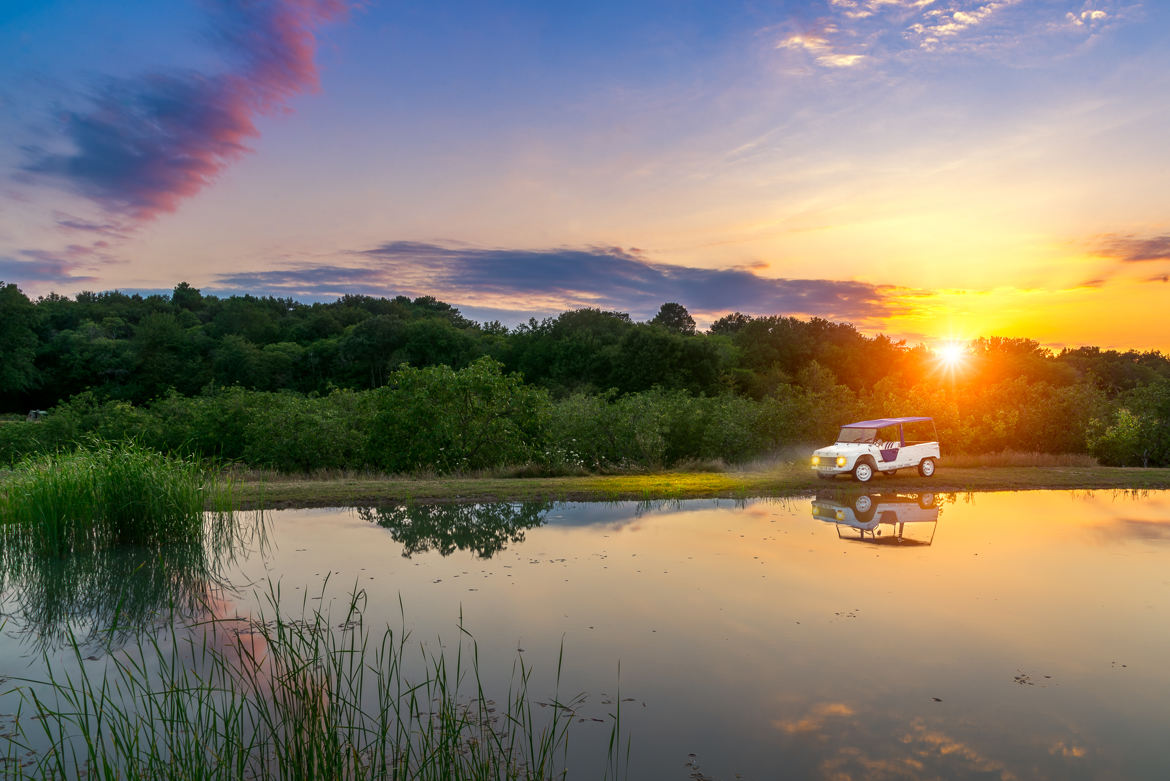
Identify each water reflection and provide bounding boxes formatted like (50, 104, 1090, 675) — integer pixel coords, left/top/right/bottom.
(0, 511, 266, 652)
(811, 492, 940, 546)
(359, 501, 552, 558)
(5, 491, 1170, 780)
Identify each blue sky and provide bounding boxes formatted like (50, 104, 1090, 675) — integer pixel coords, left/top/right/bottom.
(3, 0, 1169, 347)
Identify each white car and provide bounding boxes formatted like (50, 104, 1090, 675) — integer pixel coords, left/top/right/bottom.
(811, 417, 940, 482)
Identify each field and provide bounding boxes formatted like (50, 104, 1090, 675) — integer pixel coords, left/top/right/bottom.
(229, 462, 1170, 509)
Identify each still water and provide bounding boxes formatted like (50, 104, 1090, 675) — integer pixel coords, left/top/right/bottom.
(3, 490, 1170, 779)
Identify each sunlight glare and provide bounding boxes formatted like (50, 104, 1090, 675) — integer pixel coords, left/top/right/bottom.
(936, 341, 968, 372)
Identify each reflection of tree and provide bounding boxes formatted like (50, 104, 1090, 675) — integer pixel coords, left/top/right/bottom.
(0, 512, 265, 653)
(359, 502, 552, 559)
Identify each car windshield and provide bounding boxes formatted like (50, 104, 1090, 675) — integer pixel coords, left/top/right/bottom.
(836, 427, 877, 444)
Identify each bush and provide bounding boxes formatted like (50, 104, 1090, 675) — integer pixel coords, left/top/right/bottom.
(367, 358, 550, 473)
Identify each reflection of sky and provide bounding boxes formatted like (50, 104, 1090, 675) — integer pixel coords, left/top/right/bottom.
(3, 2, 1170, 348)
(7, 491, 1164, 777)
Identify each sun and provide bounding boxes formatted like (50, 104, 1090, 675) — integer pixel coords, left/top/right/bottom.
(934, 341, 969, 372)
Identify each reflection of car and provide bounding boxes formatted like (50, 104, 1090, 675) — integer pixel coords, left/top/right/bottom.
(811, 417, 941, 482)
(811, 493, 939, 546)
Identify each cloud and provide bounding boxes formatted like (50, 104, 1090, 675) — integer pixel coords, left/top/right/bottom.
(22, 0, 346, 222)
(53, 213, 130, 239)
(1094, 234, 1170, 263)
(777, 30, 866, 67)
(0, 248, 104, 284)
(787, 0, 1129, 65)
(212, 241, 915, 325)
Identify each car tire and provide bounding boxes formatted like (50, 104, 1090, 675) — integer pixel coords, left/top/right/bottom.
(918, 458, 936, 477)
(882, 469, 897, 477)
(853, 459, 875, 483)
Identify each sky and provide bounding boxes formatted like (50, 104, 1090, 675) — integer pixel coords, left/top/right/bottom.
(2, 0, 1169, 350)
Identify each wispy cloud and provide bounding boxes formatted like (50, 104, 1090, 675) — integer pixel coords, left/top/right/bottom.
(1094, 233, 1170, 262)
(21, 0, 346, 222)
(777, 28, 867, 67)
(0, 246, 111, 284)
(212, 241, 916, 325)
(779, 0, 1134, 67)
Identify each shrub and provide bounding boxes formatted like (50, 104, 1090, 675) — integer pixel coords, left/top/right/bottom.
(367, 357, 550, 473)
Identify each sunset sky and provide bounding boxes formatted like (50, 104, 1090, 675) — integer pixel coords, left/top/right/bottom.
(2, 0, 1168, 349)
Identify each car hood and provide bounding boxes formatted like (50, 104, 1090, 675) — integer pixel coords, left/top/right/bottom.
(813, 443, 872, 458)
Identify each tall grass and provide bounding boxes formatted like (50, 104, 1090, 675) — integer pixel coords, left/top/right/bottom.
(0, 443, 227, 555)
(3, 584, 626, 780)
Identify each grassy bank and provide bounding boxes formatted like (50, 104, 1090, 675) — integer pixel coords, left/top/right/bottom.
(228, 462, 1170, 509)
(0, 444, 231, 555)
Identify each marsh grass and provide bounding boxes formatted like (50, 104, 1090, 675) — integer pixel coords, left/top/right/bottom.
(2, 584, 626, 780)
(0, 443, 231, 555)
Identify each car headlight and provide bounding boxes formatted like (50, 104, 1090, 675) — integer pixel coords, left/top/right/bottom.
(836, 456, 847, 467)
(812, 456, 820, 466)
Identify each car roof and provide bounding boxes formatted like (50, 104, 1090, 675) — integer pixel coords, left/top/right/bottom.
(841, 417, 933, 428)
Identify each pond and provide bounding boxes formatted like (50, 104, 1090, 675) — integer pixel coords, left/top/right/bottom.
(3, 490, 1170, 779)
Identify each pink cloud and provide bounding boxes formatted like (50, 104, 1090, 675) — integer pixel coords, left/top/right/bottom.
(24, 0, 347, 222)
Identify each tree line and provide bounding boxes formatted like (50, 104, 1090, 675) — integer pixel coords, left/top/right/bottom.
(1, 281, 1168, 469)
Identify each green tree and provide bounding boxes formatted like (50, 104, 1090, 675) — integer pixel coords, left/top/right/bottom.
(367, 357, 549, 473)
(0, 282, 40, 403)
(650, 302, 696, 335)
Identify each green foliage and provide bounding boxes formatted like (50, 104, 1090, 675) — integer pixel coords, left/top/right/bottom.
(6, 283, 1170, 470)
(0, 282, 40, 401)
(649, 302, 696, 335)
(1088, 408, 1153, 466)
(1088, 378, 1170, 466)
(368, 357, 549, 473)
(0, 443, 212, 555)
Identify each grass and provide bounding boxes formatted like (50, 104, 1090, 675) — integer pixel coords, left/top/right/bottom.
(0, 443, 231, 555)
(228, 456, 1170, 509)
(2, 584, 627, 780)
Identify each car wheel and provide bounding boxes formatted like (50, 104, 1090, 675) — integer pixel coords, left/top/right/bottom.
(918, 458, 936, 477)
(882, 469, 897, 477)
(918, 493, 936, 508)
(853, 495, 873, 513)
(853, 459, 874, 483)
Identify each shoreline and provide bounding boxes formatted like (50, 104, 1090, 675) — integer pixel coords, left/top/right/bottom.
(223, 465, 1170, 510)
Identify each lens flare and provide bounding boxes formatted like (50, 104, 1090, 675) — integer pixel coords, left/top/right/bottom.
(936, 341, 967, 371)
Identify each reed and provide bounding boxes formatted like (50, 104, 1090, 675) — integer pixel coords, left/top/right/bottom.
(2, 585, 624, 780)
(0, 443, 226, 555)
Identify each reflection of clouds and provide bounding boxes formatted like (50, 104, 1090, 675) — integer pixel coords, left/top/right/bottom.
(1098, 518, 1170, 543)
(773, 702, 1099, 779)
(773, 701, 856, 734)
(907, 720, 1019, 780)
(1050, 740, 1087, 758)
